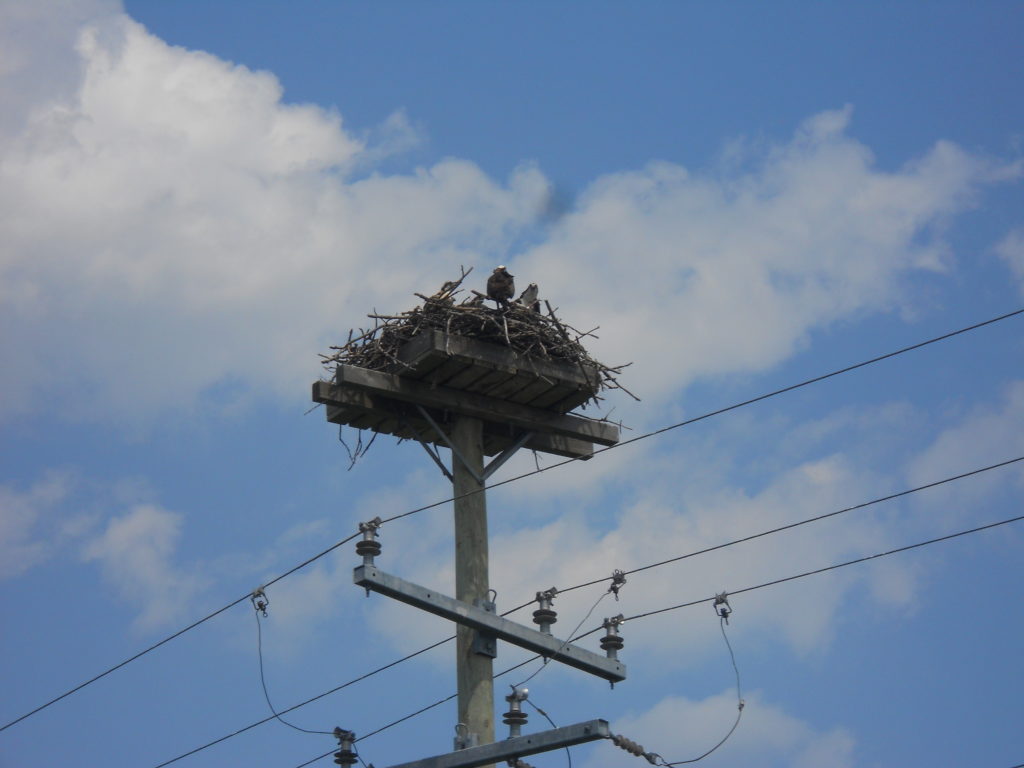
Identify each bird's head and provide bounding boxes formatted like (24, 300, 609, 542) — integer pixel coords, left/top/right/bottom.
(495, 265, 513, 277)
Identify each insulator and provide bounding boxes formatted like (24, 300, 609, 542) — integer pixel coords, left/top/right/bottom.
(600, 633, 624, 652)
(503, 689, 528, 737)
(612, 734, 647, 757)
(600, 615, 625, 659)
(334, 750, 357, 767)
(502, 710, 528, 727)
(355, 539, 381, 558)
(356, 519, 382, 566)
(533, 588, 558, 633)
(333, 728, 357, 767)
(532, 607, 557, 629)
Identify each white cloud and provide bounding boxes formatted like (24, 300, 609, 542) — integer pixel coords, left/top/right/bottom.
(0, 9, 549, 425)
(906, 380, 1024, 521)
(0, 472, 73, 578)
(516, 107, 1019, 417)
(82, 503, 205, 631)
(995, 229, 1024, 294)
(583, 690, 854, 768)
(1, 7, 1019, 433)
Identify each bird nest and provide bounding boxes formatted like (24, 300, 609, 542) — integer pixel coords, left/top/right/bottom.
(320, 267, 637, 410)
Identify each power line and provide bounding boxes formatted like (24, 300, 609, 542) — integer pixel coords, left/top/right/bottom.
(0, 530, 358, 735)
(555, 454, 1024, 597)
(289, 512, 1024, 768)
(151, 634, 455, 768)
(5, 308, 1019, 734)
(152, 453, 1023, 766)
(255, 611, 333, 736)
(619, 513, 1024, 626)
(381, 307, 1024, 526)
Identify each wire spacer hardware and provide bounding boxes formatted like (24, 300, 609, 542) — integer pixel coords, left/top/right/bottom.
(532, 588, 558, 635)
(332, 727, 358, 767)
(503, 686, 529, 738)
(609, 569, 627, 600)
(713, 592, 732, 624)
(250, 587, 269, 617)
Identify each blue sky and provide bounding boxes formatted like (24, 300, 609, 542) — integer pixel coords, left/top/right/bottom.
(1, 2, 1023, 767)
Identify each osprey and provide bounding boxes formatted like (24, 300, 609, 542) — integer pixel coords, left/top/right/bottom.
(486, 266, 515, 306)
(518, 282, 540, 312)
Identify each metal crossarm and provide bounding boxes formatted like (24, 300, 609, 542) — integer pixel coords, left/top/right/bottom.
(384, 720, 610, 768)
(354, 566, 626, 683)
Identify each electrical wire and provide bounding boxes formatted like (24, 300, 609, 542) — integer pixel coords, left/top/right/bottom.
(151, 634, 455, 768)
(379, 307, 1024, 527)
(289, 511, 1023, 768)
(553, 454, 1024, 598)
(657, 616, 743, 765)
(512, 587, 613, 689)
(5, 308, 1019, 735)
(618, 512, 1024, 627)
(153, 453, 1023, 766)
(1, 530, 361, 735)
(256, 612, 334, 736)
(524, 698, 572, 768)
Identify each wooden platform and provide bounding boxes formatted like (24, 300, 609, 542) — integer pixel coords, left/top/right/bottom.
(313, 331, 619, 460)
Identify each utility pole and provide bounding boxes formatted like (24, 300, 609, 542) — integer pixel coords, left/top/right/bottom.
(451, 415, 493, 747)
(314, 281, 630, 768)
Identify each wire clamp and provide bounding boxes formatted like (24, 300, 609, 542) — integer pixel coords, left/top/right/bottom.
(333, 727, 358, 767)
(713, 592, 732, 624)
(608, 569, 627, 600)
(532, 588, 558, 635)
(250, 587, 269, 617)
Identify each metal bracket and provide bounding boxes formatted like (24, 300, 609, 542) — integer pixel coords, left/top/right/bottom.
(384, 719, 610, 768)
(415, 404, 483, 483)
(481, 430, 533, 481)
(471, 597, 498, 658)
(354, 565, 626, 683)
(401, 415, 455, 482)
(412, 403, 534, 483)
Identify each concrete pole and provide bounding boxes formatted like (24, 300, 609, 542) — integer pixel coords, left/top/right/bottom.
(451, 415, 494, 748)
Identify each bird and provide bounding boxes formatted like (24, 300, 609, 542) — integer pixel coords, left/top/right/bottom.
(486, 265, 515, 306)
(518, 282, 540, 312)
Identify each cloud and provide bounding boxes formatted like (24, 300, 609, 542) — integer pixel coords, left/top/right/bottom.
(0, 9, 549, 425)
(515, 108, 1019, 417)
(82, 503, 205, 631)
(905, 380, 1024, 523)
(995, 229, 1024, 294)
(0, 472, 73, 578)
(1, 7, 1019, 433)
(584, 690, 854, 768)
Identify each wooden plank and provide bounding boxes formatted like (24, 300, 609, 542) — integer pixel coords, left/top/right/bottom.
(316, 371, 619, 446)
(484, 423, 594, 460)
(441, 362, 498, 390)
(316, 382, 599, 459)
(398, 330, 598, 392)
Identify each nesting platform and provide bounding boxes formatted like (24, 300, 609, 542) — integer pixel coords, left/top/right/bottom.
(313, 330, 620, 460)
